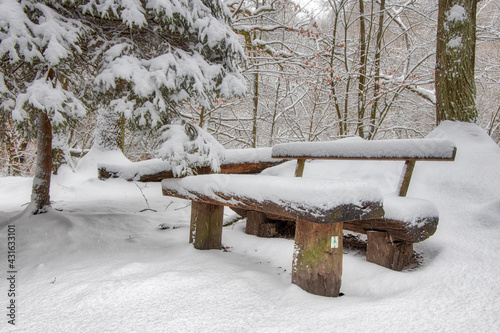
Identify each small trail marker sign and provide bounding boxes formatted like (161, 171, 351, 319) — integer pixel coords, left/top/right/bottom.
(331, 236, 339, 249)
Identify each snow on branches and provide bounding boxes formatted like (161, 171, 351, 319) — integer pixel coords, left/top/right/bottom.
(13, 78, 86, 124)
(89, 0, 246, 122)
(157, 119, 225, 177)
(1, 0, 246, 124)
(0, 0, 87, 139)
(0, 0, 83, 65)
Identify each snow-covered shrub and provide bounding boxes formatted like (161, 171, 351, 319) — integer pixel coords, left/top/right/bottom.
(157, 119, 225, 177)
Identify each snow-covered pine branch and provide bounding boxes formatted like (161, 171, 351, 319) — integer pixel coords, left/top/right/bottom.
(157, 119, 225, 177)
(13, 78, 86, 124)
(88, 0, 247, 126)
(0, 0, 83, 66)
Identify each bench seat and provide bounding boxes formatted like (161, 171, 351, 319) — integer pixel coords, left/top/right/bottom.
(162, 174, 384, 224)
(344, 195, 439, 243)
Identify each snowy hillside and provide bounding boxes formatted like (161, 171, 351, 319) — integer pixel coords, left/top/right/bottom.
(1, 121, 499, 332)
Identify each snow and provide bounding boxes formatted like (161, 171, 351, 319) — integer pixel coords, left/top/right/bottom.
(99, 158, 172, 180)
(0, 0, 82, 65)
(447, 36, 462, 49)
(91, 0, 246, 113)
(77, 147, 132, 178)
(446, 5, 468, 23)
(98, 147, 282, 181)
(162, 174, 383, 213)
(272, 137, 457, 160)
(1, 121, 500, 331)
(13, 78, 86, 124)
(382, 195, 438, 226)
(223, 147, 280, 164)
(157, 120, 225, 177)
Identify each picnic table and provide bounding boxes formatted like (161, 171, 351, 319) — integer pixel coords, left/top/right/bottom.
(162, 138, 456, 296)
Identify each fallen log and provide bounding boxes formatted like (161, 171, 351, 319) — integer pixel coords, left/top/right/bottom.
(98, 148, 286, 181)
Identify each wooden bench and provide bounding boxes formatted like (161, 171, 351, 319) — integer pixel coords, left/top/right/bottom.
(98, 148, 285, 182)
(162, 174, 385, 297)
(267, 138, 457, 270)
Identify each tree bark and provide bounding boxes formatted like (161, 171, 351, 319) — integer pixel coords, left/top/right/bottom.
(357, 0, 368, 138)
(292, 220, 343, 297)
(252, 71, 259, 148)
(436, 0, 478, 123)
(366, 230, 413, 271)
(31, 111, 52, 214)
(246, 211, 276, 237)
(368, 0, 385, 140)
(189, 201, 224, 250)
(99, 160, 286, 181)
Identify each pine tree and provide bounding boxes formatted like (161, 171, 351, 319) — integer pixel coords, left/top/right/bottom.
(0, 0, 246, 214)
(80, 0, 246, 170)
(0, 1, 86, 213)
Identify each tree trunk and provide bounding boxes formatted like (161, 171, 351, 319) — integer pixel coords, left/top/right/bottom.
(252, 71, 259, 148)
(269, 76, 281, 146)
(368, 0, 386, 140)
(31, 111, 52, 214)
(436, 0, 478, 123)
(357, 0, 368, 138)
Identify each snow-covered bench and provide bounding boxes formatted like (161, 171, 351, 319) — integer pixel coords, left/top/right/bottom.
(162, 174, 385, 297)
(98, 148, 285, 181)
(268, 138, 457, 270)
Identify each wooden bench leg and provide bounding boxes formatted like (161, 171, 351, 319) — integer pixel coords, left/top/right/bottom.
(190, 200, 224, 250)
(246, 211, 276, 237)
(366, 230, 413, 271)
(292, 220, 343, 297)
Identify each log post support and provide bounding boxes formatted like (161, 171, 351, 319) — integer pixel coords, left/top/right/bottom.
(292, 220, 343, 297)
(398, 160, 416, 197)
(190, 201, 224, 250)
(246, 211, 277, 237)
(366, 230, 413, 271)
(295, 158, 306, 177)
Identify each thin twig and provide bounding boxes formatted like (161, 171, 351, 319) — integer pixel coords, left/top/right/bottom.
(134, 182, 157, 212)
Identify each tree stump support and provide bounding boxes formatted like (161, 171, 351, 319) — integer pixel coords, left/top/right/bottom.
(292, 220, 344, 297)
(189, 201, 224, 250)
(366, 230, 413, 271)
(246, 211, 277, 237)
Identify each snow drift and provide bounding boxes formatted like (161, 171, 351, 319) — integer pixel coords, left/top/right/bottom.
(0, 121, 499, 332)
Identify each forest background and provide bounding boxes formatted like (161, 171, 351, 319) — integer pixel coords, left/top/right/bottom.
(1, 0, 499, 177)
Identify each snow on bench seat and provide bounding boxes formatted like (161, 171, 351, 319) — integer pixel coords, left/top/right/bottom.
(272, 138, 457, 161)
(344, 195, 439, 243)
(162, 174, 384, 224)
(99, 148, 286, 182)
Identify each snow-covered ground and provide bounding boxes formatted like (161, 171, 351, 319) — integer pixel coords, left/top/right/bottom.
(1, 121, 499, 332)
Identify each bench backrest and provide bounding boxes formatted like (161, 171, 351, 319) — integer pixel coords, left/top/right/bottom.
(271, 138, 457, 196)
